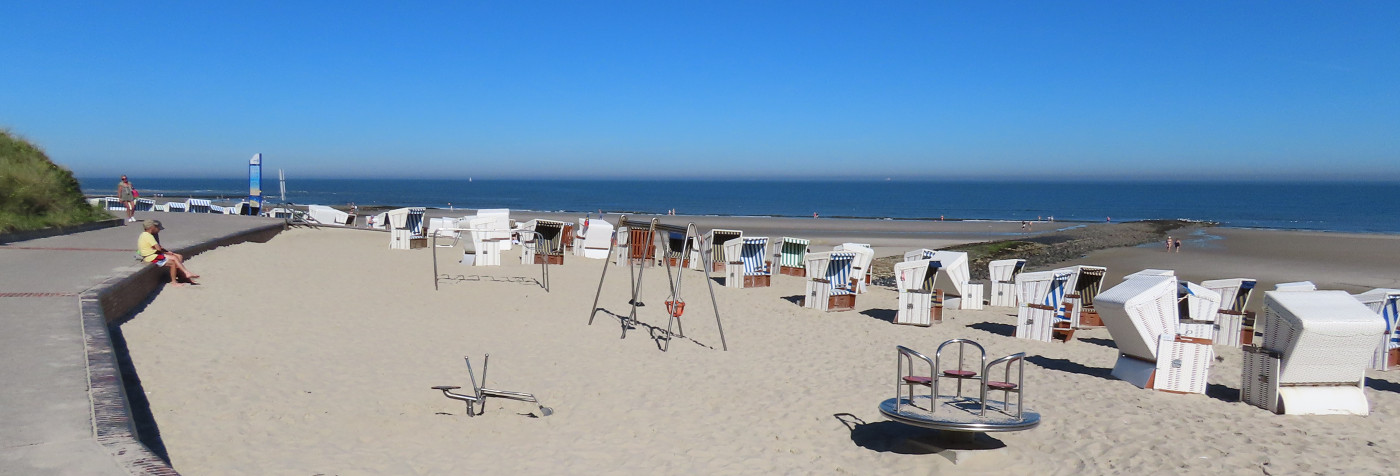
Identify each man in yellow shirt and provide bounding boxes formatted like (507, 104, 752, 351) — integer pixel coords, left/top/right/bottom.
(138, 219, 199, 286)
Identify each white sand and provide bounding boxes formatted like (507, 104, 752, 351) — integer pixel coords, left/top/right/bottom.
(121, 226, 1400, 475)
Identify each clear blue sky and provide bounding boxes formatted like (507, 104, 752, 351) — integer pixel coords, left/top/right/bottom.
(3, 1, 1397, 180)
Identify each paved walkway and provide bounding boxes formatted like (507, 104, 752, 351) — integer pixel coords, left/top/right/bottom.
(0, 212, 284, 475)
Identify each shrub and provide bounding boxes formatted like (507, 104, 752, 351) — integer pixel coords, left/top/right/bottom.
(0, 130, 110, 233)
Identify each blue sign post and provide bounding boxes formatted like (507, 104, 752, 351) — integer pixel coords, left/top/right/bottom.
(248, 153, 263, 215)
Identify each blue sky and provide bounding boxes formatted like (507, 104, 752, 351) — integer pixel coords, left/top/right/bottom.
(3, 1, 1397, 180)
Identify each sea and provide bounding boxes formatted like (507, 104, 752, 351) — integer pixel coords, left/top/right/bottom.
(79, 178, 1400, 234)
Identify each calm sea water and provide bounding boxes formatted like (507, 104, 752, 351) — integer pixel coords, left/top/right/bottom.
(79, 178, 1400, 234)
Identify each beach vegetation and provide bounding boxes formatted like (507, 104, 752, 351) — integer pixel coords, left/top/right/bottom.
(0, 130, 110, 233)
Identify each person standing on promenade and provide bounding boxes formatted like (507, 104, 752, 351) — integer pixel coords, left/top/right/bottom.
(117, 175, 136, 223)
(137, 219, 199, 286)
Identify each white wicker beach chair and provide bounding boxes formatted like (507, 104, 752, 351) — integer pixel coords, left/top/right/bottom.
(387, 207, 427, 250)
(804, 251, 856, 312)
(572, 218, 614, 260)
(989, 259, 1026, 308)
(894, 259, 941, 326)
(723, 236, 771, 288)
(1354, 289, 1400, 371)
(473, 209, 511, 250)
(464, 216, 504, 266)
(902, 249, 977, 310)
(1061, 266, 1108, 328)
(1097, 274, 1214, 394)
(308, 205, 355, 226)
(1242, 289, 1385, 415)
(1201, 278, 1258, 347)
(1013, 269, 1074, 342)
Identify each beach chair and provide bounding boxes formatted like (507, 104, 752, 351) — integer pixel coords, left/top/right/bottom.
(165, 201, 188, 213)
(573, 218, 614, 259)
(1241, 289, 1385, 415)
(1063, 266, 1108, 328)
(835, 243, 875, 294)
(893, 259, 942, 326)
(308, 205, 355, 226)
(804, 251, 856, 312)
(699, 229, 742, 272)
(185, 198, 212, 213)
(1013, 269, 1075, 342)
(520, 219, 567, 265)
(464, 216, 504, 266)
(134, 198, 155, 212)
(1175, 280, 1224, 342)
(387, 207, 427, 250)
(1201, 278, 1258, 347)
(902, 249, 977, 309)
(1097, 273, 1214, 394)
(93, 197, 124, 210)
(723, 237, 771, 288)
(474, 209, 512, 251)
(660, 229, 696, 267)
(777, 237, 810, 277)
(989, 259, 1026, 308)
(1354, 289, 1400, 370)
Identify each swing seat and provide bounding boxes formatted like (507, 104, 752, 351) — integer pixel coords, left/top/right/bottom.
(987, 381, 1018, 391)
(943, 369, 977, 378)
(902, 375, 932, 385)
(666, 300, 685, 317)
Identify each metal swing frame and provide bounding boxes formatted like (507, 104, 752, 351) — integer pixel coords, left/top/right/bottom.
(586, 216, 728, 351)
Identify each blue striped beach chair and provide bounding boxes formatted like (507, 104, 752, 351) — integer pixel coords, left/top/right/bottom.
(186, 199, 212, 213)
(1356, 289, 1400, 370)
(778, 237, 810, 277)
(164, 201, 188, 213)
(1013, 269, 1075, 342)
(723, 237, 771, 288)
(134, 198, 155, 212)
(388, 207, 427, 250)
(804, 251, 856, 311)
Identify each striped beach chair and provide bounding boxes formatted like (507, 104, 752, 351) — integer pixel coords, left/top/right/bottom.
(164, 201, 188, 213)
(186, 199, 212, 213)
(1355, 289, 1400, 370)
(134, 198, 155, 212)
(804, 251, 856, 312)
(388, 207, 427, 250)
(835, 243, 875, 294)
(778, 237, 810, 277)
(1014, 269, 1074, 342)
(521, 219, 567, 265)
(724, 237, 771, 288)
(700, 229, 742, 272)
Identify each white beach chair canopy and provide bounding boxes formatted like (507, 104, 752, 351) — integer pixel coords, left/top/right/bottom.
(1095, 275, 1180, 361)
(1263, 290, 1386, 385)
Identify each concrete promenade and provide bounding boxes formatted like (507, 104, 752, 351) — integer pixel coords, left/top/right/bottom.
(1, 212, 285, 475)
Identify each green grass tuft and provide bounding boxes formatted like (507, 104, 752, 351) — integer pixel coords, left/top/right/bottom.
(0, 129, 111, 233)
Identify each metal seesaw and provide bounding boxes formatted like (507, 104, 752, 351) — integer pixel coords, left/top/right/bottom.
(431, 354, 553, 418)
(879, 340, 1039, 442)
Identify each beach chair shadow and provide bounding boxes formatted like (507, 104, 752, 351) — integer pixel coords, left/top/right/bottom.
(834, 413, 1005, 455)
(968, 322, 1015, 338)
(1078, 337, 1117, 349)
(1366, 378, 1400, 393)
(781, 295, 804, 306)
(1024, 355, 1114, 381)
(859, 308, 897, 324)
(1205, 383, 1239, 402)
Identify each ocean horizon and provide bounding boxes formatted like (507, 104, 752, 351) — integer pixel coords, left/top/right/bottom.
(79, 177, 1400, 234)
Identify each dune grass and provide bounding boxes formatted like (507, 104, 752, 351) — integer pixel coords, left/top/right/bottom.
(0, 130, 111, 233)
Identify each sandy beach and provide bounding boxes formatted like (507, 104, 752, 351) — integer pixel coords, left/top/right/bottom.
(117, 217, 1400, 475)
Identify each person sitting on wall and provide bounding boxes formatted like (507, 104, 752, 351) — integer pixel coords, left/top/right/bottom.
(137, 219, 200, 286)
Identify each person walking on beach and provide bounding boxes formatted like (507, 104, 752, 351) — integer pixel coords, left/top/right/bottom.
(117, 175, 136, 223)
(137, 219, 199, 286)
(1174, 238, 1182, 253)
(1166, 236, 1173, 252)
